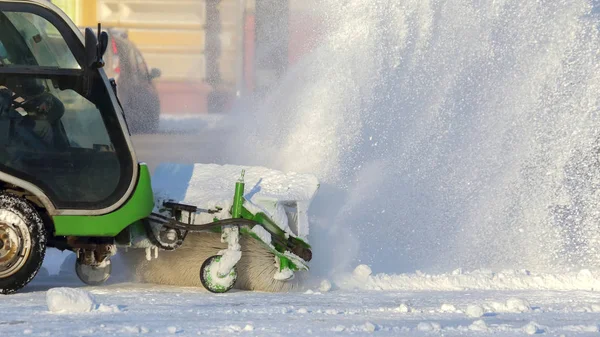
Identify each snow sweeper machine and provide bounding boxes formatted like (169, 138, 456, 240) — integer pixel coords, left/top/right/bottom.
(0, 0, 318, 294)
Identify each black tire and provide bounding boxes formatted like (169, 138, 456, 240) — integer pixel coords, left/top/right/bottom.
(200, 255, 237, 293)
(75, 260, 112, 286)
(0, 193, 46, 295)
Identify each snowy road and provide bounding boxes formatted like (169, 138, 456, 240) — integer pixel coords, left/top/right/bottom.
(3, 120, 600, 336)
(3, 274, 600, 336)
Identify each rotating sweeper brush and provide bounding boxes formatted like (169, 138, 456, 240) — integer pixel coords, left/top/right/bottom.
(119, 164, 319, 293)
(0, 0, 318, 294)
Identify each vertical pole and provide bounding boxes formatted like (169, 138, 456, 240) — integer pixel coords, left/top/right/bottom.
(232, 170, 245, 218)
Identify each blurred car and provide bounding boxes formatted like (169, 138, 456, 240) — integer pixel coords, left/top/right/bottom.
(81, 27, 162, 133)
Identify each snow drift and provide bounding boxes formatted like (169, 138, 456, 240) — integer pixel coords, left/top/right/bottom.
(339, 265, 600, 292)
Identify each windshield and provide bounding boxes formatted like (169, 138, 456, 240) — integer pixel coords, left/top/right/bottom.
(0, 11, 79, 68)
(0, 6, 133, 210)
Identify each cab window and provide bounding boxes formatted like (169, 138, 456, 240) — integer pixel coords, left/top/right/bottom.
(0, 8, 133, 210)
(0, 11, 79, 68)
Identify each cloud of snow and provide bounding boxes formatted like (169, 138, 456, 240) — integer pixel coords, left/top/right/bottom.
(217, 0, 600, 276)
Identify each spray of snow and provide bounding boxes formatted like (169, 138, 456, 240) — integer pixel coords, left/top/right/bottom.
(217, 0, 600, 277)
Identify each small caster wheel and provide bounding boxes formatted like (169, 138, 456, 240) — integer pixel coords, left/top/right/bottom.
(200, 255, 237, 293)
(75, 260, 112, 286)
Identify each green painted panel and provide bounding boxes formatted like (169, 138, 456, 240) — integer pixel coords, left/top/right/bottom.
(52, 164, 155, 237)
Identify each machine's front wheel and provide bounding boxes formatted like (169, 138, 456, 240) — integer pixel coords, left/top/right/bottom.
(0, 193, 46, 295)
(200, 255, 237, 293)
(75, 260, 112, 286)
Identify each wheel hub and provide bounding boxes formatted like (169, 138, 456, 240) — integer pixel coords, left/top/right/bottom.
(0, 224, 20, 264)
(0, 212, 31, 278)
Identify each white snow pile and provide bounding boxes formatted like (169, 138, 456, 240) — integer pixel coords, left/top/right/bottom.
(439, 303, 457, 313)
(484, 298, 532, 313)
(152, 163, 319, 239)
(338, 265, 600, 291)
(465, 305, 485, 318)
(522, 321, 545, 335)
(46, 288, 120, 314)
(319, 279, 332, 292)
(394, 303, 412, 313)
(352, 264, 372, 282)
(468, 320, 489, 332)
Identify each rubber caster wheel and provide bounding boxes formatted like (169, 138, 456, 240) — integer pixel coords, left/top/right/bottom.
(75, 260, 112, 286)
(200, 255, 237, 293)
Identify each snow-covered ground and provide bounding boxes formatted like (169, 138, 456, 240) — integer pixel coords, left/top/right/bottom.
(6, 1, 600, 332)
(3, 269, 600, 337)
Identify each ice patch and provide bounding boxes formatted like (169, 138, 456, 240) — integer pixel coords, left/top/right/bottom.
(46, 288, 97, 313)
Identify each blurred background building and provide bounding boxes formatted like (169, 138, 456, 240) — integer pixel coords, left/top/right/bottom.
(51, 0, 322, 115)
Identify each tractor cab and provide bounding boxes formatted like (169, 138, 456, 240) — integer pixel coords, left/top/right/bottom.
(0, 0, 150, 294)
(0, 1, 137, 212)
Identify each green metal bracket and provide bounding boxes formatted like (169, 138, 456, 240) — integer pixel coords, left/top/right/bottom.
(231, 170, 245, 218)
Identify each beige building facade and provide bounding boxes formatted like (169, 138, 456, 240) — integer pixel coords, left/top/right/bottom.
(52, 0, 321, 114)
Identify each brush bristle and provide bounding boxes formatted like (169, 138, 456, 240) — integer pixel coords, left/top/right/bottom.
(119, 232, 305, 292)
